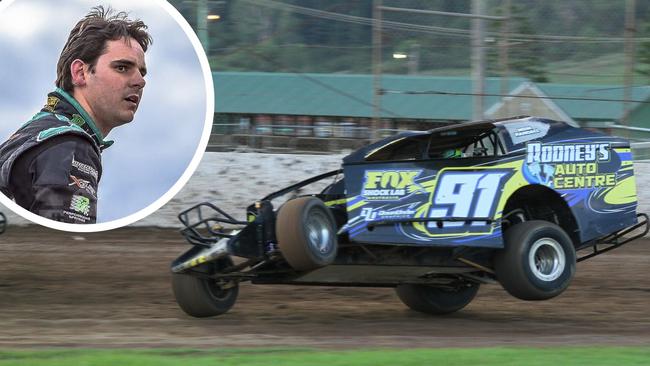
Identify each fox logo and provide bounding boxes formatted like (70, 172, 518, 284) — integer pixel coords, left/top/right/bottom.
(362, 170, 422, 200)
(363, 171, 420, 189)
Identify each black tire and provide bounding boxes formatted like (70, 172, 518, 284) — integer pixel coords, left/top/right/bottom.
(495, 220, 576, 301)
(276, 197, 337, 271)
(172, 257, 239, 318)
(395, 283, 479, 315)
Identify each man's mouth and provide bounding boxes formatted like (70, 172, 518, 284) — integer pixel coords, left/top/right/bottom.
(124, 95, 140, 105)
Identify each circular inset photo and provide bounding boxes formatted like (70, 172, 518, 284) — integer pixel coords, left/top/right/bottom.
(0, 0, 213, 231)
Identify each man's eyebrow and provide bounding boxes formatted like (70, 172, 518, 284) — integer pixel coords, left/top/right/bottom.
(111, 59, 147, 76)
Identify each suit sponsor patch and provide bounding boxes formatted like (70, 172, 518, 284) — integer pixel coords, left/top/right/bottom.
(69, 195, 91, 216)
(71, 155, 98, 180)
(69, 175, 96, 196)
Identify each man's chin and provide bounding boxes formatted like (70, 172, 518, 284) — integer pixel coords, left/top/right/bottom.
(118, 113, 136, 124)
(110, 117, 135, 131)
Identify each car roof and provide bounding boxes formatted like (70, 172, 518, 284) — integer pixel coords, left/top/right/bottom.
(344, 116, 556, 163)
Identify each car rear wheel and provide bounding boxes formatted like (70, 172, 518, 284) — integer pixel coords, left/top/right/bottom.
(494, 220, 576, 300)
(172, 257, 239, 318)
(276, 196, 338, 271)
(395, 283, 479, 315)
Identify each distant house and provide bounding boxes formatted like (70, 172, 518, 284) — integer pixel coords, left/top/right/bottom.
(486, 81, 650, 136)
(485, 82, 576, 126)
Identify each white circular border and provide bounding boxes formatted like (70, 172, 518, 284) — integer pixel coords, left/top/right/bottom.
(0, 0, 214, 233)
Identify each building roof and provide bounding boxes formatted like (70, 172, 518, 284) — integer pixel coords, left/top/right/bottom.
(213, 72, 650, 123)
(214, 72, 526, 120)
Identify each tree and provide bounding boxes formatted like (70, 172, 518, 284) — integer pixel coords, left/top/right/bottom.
(507, 4, 549, 82)
(636, 21, 650, 82)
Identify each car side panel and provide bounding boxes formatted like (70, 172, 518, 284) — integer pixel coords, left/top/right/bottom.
(522, 143, 637, 243)
(342, 157, 523, 248)
(342, 141, 638, 248)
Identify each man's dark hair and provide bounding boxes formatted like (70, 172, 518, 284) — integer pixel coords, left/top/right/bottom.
(56, 6, 153, 92)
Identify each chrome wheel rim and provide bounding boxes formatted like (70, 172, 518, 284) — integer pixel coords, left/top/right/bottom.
(305, 210, 332, 254)
(528, 238, 565, 281)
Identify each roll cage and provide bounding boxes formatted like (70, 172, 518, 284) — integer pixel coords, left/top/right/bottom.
(364, 122, 508, 162)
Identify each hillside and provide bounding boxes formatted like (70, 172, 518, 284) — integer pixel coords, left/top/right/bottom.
(168, 0, 650, 84)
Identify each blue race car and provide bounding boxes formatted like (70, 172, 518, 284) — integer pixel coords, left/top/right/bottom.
(171, 116, 648, 317)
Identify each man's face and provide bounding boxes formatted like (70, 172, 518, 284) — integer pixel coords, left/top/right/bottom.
(80, 37, 147, 132)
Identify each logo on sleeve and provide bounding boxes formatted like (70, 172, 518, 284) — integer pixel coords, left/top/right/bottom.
(69, 175, 96, 197)
(70, 195, 91, 216)
(71, 155, 99, 180)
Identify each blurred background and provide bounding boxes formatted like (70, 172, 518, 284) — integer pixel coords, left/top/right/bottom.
(167, 0, 650, 156)
(0, 0, 209, 224)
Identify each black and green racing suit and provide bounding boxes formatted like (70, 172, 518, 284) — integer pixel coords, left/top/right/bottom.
(0, 88, 113, 224)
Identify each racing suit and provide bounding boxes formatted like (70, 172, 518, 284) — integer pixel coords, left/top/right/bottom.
(0, 88, 113, 224)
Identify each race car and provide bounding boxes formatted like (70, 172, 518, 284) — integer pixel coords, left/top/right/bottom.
(171, 116, 648, 318)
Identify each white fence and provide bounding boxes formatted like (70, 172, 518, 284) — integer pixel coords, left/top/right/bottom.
(2, 151, 650, 229)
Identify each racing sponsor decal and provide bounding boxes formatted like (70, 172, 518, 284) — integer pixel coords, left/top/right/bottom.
(361, 170, 423, 201)
(62, 210, 92, 223)
(524, 142, 615, 189)
(412, 169, 512, 236)
(513, 126, 540, 138)
(503, 120, 550, 145)
(69, 175, 96, 196)
(45, 96, 59, 112)
(526, 142, 609, 163)
(70, 114, 86, 127)
(69, 195, 91, 216)
(359, 206, 417, 221)
(62, 194, 93, 223)
(71, 155, 99, 180)
(346, 167, 513, 241)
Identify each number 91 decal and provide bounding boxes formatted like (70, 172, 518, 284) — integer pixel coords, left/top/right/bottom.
(412, 169, 513, 237)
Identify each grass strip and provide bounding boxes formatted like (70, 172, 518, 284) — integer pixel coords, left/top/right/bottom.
(0, 346, 649, 366)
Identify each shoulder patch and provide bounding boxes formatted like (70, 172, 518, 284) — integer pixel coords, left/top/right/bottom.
(70, 114, 86, 127)
(45, 96, 59, 112)
(37, 125, 86, 142)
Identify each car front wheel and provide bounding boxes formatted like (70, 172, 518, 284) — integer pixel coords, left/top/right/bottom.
(172, 257, 239, 318)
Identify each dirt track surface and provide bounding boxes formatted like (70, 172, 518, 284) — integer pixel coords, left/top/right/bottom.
(1, 226, 649, 348)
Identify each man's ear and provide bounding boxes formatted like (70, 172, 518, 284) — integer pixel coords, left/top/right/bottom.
(70, 59, 87, 87)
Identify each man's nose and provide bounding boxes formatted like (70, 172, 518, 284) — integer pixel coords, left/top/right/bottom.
(132, 71, 146, 89)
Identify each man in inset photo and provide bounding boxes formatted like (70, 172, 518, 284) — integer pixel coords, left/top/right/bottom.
(0, 6, 152, 224)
